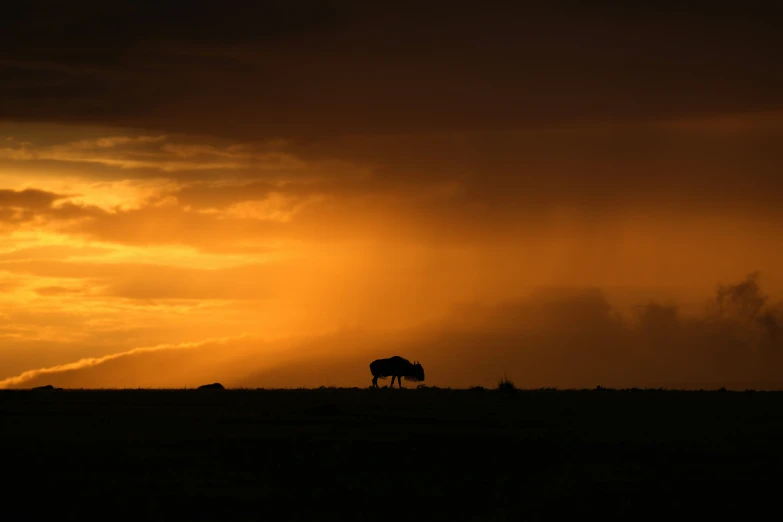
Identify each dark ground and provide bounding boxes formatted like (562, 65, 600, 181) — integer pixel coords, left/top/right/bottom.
(1, 387, 781, 521)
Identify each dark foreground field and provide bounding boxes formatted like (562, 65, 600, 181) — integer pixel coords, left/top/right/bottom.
(2, 387, 782, 521)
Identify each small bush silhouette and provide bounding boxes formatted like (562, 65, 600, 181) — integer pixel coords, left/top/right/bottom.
(496, 373, 517, 393)
(197, 383, 224, 390)
(32, 384, 62, 391)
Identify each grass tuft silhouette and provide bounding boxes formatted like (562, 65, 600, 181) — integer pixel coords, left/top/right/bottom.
(496, 372, 517, 393)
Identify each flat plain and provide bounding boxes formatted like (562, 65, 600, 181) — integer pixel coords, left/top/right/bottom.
(2, 387, 781, 521)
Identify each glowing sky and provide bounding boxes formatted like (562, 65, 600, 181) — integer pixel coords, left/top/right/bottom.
(2, 2, 783, 389)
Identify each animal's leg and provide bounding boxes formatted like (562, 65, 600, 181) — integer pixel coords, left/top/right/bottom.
(372, 376, 378, 388)
(389, 375, 396, 388)
(398, 377, 403, 389)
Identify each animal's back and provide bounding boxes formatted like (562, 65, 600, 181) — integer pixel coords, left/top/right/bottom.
(370, 356, 409, 377)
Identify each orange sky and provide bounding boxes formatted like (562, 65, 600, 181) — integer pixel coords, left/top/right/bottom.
(2, 2, 783, 389)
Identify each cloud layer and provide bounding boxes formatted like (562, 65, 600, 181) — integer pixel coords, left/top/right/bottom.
(3, 3, 782, 139)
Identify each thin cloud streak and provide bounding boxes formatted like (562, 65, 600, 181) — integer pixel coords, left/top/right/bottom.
(0, 334, 248, 389)
(0, 134, 306, 172)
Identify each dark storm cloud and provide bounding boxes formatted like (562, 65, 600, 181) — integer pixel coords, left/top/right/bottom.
(2, 1, 782, 139)
(3, 3, 782, 222)
(285, 118, 783, 218)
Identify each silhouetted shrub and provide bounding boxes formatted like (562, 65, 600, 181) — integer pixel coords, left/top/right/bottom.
(197, 383, 224, 390)
(496, 373, 517, 393)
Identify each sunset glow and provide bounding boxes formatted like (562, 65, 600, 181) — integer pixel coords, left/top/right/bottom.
(2, 3, 783, 390)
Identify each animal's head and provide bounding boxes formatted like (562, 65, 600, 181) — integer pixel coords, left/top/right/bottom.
(411, 360, 425, 382)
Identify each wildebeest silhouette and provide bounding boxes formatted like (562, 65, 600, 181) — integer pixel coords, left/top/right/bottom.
(370, 356, 425, 388)
(197, 383, 225, 390)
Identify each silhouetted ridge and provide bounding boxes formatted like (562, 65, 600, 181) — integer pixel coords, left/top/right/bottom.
(197, 383, 225, 390)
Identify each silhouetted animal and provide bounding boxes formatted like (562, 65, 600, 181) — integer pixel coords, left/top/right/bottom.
(197, 383, 225, 390)
(32, 384, 62, 391)
(370, 356, 425, 388)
